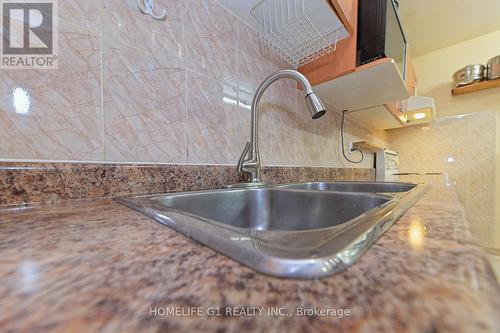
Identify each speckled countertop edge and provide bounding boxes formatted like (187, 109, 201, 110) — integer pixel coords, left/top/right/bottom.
(0, 162, 375, 206)
(0, 174, 499, 333)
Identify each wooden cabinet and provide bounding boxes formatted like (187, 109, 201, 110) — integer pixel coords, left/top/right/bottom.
(298, 0, 421, 130)
(346, 100, 408, 130)
(298, 0, 358, 86)
(405, 48, 417, 96)
(346, 105, 404, 130)
(386, 100, 408, 124)
(298, 0, 414, 96)
(329, 0, 356, 35)
(313, 58, 410, 112)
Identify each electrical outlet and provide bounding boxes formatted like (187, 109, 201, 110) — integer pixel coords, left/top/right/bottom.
(349, 141, 354, 152)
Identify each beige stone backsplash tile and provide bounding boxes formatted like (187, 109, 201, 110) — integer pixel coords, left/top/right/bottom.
(0, 98, 103, 160)
(59, 28, 101, 74)
(59, 0, 102, 33)
(103, 67, 187, 162)
(186, 0, 237, 84)
(312, 110, 339, 167)
(186, 70, 239, 164)
(103, 68, 186, 116)
(467, 218, 494, 246)
(432, 117, 469, 145)
(470, 139, 497, 163)
(260, 106, 297, 166)
(295, 126, 315, 167)
(0, 0, 383, 171)
(104, 100, 188, 163)
(386, 111, 497, 248)
(467, 162, 496, 197)
(464, 111, 497, 139)
(103, 35, 185, 75)
(294, 91, 315, 167)
(0, 17, 103, 161)
(237, 23, 276, 95)
(472, 193, 495, 222)
(103, 0, 185, 74)
(233, 90, 252, 157)
(101, 0, 187, 163)
(0, 20, 100, 95)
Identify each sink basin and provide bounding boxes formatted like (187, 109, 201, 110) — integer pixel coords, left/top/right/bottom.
(275, 181, 416, 193)
(117, 181, 428, 279)
(151, 189, 390, 231)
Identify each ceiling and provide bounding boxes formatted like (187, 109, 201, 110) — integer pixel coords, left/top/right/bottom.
(398, 0, 500, 57)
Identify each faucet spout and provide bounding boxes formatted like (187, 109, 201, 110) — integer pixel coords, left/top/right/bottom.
(237, 70, 326, 184)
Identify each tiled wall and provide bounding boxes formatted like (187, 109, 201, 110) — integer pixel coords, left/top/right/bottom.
(0, 0, 382, 168)
(386, 111, 498, 248)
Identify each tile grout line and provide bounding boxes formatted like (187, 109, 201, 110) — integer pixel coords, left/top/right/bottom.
(99, 0, 106, 161)
(0, 158, 372, 168)
(214, 0, 258, 34)
(184, 0, 189, 163)
(235, 11, 240, 160)
(292, 116, 297, 167)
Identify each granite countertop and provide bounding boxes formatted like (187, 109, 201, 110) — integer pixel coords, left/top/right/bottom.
(1, 175, 499, 333)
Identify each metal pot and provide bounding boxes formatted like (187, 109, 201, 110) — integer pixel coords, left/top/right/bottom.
(487, 55, 500, 80)
(453, 64, 485, 87)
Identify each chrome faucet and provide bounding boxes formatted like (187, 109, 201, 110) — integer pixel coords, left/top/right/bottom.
(237, 70, 326, 184)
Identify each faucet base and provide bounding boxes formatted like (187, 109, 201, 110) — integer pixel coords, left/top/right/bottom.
(227, 182, 270, 189)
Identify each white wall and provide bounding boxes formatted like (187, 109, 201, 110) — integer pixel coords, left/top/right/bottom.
(408, 29, 500, 248)
(412, 29, 500, 118)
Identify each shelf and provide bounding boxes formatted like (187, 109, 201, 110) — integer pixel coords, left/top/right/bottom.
(314, 58, 410, 111)
(347, 105, 404, 130)
(352, 141, 383, 151)
(298, 0, 358, 87)
(451, 78, 500, 96)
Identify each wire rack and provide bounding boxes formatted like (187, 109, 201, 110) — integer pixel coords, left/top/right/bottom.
(250, 0, 343, 68)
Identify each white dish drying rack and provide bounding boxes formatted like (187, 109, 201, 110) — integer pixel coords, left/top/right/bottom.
(250, 0, 347, 68)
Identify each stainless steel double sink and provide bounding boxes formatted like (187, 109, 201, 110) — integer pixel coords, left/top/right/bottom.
(117, 181, 429, 279)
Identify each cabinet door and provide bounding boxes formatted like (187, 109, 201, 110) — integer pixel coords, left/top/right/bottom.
(405, 47, 417, 96)
(346, 105, 404, 130)
(329, 0, 356, 35)
(386, 101, 408, 124)
(298, 0, 358, 86)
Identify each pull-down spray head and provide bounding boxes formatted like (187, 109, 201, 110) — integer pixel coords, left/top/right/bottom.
(305, 92, 326, 119)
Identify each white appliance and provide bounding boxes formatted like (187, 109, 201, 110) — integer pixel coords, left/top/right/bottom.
(375, 149, 400, 181)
